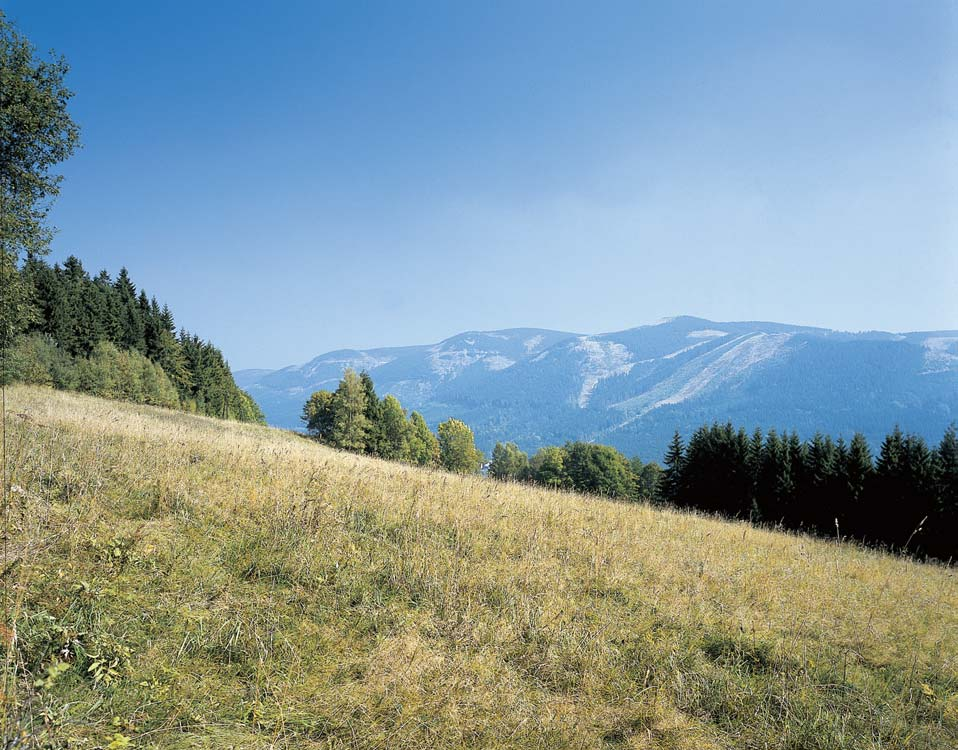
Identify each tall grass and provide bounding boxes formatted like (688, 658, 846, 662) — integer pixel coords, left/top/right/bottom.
(2, 385, 956, 748)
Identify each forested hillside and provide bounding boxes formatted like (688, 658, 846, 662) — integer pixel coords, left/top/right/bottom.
(2, 255, 263, 422)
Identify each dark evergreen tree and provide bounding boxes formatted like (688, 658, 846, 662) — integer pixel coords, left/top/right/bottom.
(660, 431, 685, 506)
(842, 432, 873, 536)
(803, 432, 837, 533)
(872, 426, 906, 546)
(113, 267, 145, 353)
(898, 433, 935, 552)
(931, 425, 958, 558)
(746, 428, 764, 520)
(359, 370, 382, 456)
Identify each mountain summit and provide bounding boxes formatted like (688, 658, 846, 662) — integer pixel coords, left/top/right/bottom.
(236, 317, 958, 458)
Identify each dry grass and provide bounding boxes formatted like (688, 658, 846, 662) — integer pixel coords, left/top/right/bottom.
(2, 385, 956, 749)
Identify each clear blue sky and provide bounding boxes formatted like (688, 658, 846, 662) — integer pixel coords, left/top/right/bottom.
(6, 1, 957, 370)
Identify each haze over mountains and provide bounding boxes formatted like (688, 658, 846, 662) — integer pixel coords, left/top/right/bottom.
(236, 317, 958, 459)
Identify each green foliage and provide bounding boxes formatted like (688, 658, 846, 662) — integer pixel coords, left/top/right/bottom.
(633, 459, 663, 502)
(530, 445, 567, 488)
(2, 334, 180, 408)
(406, 411, 440, 466)
(329, 368, 369, 451)
(0, 248, 38, 354)
(489, 441, 529, 481)
(303, 377, 440, 468)
(359, 371, 383, 455)
(1, 333, 73, 387)
(563, 442, 634, 499)
(4, 255, 263, 422)
(302, 389, 335, 439)
(0, 11, 80, 260)
(377, 395, 409, 460)
(437, 418, 482, 474)
(660, 431, 685, 505)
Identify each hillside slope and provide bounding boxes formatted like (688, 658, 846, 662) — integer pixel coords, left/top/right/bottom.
(4, 387, 957, 749)
(237, 317, 958, 458)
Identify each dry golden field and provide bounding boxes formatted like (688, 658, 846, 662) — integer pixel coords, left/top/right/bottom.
(2, 385, 956, 748)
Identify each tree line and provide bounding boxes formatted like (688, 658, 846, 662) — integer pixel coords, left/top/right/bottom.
(303, 371, 665, 496)
(304, 375, 957, 559)
(491, 424, 957, 558)
(2, 255, 264, 422)
(658, 423, 957, 559)
(488, 440, 663, 502)
(302, 369, 483, 472)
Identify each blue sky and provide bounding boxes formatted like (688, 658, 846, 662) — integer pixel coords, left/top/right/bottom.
(6, 1, 956, 370)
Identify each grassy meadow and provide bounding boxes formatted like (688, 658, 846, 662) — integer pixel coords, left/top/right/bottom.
(2, 385, 956, 749)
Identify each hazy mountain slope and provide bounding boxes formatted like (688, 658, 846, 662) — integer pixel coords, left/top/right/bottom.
(238, 317, 958, 459)
(235, 328, 577, 430)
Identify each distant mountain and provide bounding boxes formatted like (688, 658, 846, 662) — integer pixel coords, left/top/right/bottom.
(236, 317, 958, 459)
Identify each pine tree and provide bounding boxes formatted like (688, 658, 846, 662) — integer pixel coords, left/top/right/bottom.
(900, 433, 935, 552)
(757, 430, 788, 523)
(660, 431, 685, 506)
(931, 425, 958, 558)
(842, 432, 872, 535)
(746, 428, 764, 520)
(873, 426, 908, 546)
(92, 269, 123, 344)
(113, 268, 145, 352)
(359, 371, 382, 455)
(144, 296, 163, 359)
(159, 304, 175, 334)
(805, 432, 837, 533)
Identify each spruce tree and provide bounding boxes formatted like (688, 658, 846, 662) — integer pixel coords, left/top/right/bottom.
(746, 428, 764, 520)
(932, 425, 958, 558)
(805, 432, 837, 533)
(843, 432, 872, 535)
(900, 433, 935, 552)
(359, 370, 382, 455)
(872, 426, 906, 544)
(661, 431, 685, 506)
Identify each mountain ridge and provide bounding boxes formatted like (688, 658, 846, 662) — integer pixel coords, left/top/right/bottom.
(237, 316, 958, 458)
